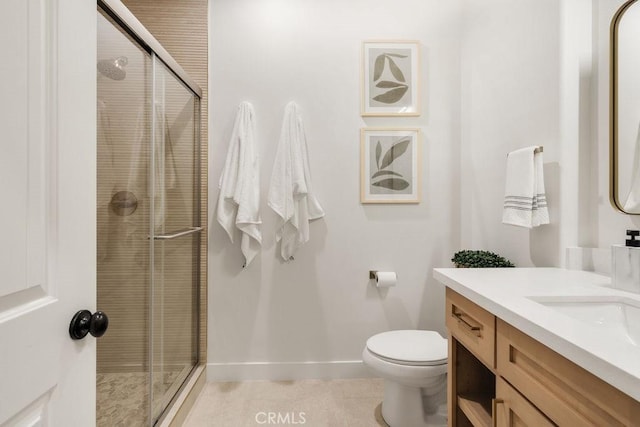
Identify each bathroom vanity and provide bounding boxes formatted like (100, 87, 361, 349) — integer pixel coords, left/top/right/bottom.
(434, 268, 640, 426)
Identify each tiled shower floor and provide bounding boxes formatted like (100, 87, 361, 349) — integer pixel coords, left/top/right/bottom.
(96, 370, 183, 427)
(97, 372, 149, 427)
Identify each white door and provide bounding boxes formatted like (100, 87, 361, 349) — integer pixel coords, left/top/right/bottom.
(0, 0, 96, 426)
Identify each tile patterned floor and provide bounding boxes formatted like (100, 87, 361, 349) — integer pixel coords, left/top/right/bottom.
(96, 372, 149, 427)
(96, 370, 183, 427)
(183, 379, 390, 427)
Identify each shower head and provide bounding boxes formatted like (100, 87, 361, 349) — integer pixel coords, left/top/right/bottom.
(97, 56, 128, 81)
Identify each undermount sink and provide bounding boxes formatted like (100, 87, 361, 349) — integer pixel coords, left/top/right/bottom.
(528, 296, 640, 346)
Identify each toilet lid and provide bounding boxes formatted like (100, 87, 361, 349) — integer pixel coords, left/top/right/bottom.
(366, 330, 447, 366)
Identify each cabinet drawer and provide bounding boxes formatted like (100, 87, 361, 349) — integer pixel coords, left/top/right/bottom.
(495, 377, 553, 427)
(496, 319, 640, 426)
(446, 288, 495, 369)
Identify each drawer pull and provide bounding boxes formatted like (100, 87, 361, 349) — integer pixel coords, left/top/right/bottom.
(452, 309, 482, 337)
(492, 398, 504, 427)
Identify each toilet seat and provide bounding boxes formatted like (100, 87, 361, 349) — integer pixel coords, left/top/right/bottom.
(366, 330, 447, 366)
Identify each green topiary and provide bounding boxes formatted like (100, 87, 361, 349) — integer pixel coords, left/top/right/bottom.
(452, 250, 515, 268)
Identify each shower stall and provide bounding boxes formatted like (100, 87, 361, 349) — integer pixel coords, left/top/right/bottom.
(96, 2, 202, 425)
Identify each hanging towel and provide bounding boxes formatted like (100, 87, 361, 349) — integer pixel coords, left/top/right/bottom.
(502, 146, 549, 228)
(216, 102, 262, 266)
(268, 101, 325, 261)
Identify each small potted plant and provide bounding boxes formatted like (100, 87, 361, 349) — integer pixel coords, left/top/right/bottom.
(452, 250, 515, 268)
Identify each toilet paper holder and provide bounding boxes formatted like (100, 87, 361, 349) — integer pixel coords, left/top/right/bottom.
(369, 270, 397, 287)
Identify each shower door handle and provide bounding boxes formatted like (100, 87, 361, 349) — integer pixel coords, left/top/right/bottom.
(69, 310, 109, 340)
(153, 227, 203, 240)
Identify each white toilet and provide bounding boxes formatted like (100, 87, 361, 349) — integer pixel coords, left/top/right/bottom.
(362, 330, 448, 427)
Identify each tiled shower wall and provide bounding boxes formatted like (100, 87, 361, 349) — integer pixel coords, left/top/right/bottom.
(98, 0, 208, 371)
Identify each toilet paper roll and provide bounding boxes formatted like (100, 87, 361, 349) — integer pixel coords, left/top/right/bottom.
(375, 272, 397, 287)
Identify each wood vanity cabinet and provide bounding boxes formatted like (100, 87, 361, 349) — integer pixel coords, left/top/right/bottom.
(446, 288, 497, 427)
(446, 288, 640, 427)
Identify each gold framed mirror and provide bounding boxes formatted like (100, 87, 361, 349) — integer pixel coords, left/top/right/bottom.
(611, 0, 640, 214)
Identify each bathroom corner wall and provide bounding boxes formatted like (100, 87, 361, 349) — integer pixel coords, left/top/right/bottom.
(459, 0, 566, 267)
(121, 0, 209, 364)
(555, 0, 640, 256)
(459, 0, 635, 269)
(208, 0, 462, 380)
(593, 0, 640, 249)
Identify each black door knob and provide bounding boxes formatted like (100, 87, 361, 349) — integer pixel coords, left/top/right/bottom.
(69, 310, 109, 340)
(89, 311, 109, 338)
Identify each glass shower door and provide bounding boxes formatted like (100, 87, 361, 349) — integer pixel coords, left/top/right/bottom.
(97, 6, 201, 426)
(149, 55, 201, 422)
(97, 9, 153, 427)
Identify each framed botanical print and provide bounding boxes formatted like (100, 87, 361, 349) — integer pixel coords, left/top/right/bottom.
(361, 128, 421, 203)
(361, 41, 420, 116)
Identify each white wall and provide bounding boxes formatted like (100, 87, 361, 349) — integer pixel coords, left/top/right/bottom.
(207, 0, 599, 380)
(594, 0, 640, 249)
(459, 0, 568, 268)
(458, 0, 640, 273)
(208, 0, 462, 379)
(456, 0, 640, 268)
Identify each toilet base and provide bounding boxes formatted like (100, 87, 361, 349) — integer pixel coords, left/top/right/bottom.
(381, 380, 447, 427)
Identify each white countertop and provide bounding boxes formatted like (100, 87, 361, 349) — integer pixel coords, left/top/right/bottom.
(433, 267, 640, 402)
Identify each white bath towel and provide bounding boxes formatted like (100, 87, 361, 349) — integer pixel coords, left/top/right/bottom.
(217, 102, 262, 266)
(502, 146, 549, 228)
(268, 102, 325, 261)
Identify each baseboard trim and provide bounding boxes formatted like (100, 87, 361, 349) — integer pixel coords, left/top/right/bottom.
(207, 360, 374, 382)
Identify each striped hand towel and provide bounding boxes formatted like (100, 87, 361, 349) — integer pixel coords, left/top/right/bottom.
(502, 146, 549, 228)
